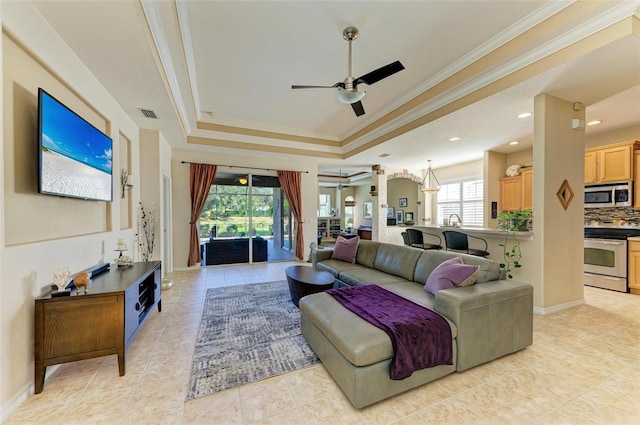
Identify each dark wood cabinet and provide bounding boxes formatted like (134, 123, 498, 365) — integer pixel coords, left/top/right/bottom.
(34, 261, 161, 393)
(358, 229, 372, 240)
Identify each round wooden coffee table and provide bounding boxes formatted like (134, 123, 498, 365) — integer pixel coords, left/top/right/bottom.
(285, 265, 335, 307)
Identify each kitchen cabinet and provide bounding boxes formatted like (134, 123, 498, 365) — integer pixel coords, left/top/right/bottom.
(521, 168, 533, 210)
(499, 167, 533, 211)
(629, 240, 640, 294)
(584, 141, 638, 184)
(636, 151, 640, 209)
(584, 150, 598, 184)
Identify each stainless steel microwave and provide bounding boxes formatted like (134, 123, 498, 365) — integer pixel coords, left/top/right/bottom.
(585, 182, 632, 208)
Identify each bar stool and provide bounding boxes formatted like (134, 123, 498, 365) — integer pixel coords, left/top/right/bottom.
(407, 228, 442, 250)
(443, 230, 490, 257)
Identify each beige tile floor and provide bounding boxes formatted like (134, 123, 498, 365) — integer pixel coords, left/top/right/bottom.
(6, 261, 640, 424)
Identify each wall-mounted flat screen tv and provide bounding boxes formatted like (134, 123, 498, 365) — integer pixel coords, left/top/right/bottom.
(38, 88, 113, 202)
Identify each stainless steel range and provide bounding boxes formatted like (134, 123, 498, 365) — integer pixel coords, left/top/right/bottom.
(584, 222, 640, 292)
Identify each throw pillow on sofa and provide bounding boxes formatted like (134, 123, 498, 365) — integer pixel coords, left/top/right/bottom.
(331, 235, 360, 264)
(424, 256, 480, 295)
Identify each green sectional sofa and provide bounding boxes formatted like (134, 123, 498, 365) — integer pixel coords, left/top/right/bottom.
(300, 240, 533, 408)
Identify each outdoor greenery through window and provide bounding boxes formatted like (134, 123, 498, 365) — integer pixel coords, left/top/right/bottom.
(318, 194, 331, 217)
(199, 184, 275, 242)
(436, 179, 484, 227)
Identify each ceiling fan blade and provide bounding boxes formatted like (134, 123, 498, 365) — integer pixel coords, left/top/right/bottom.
(351, 101, 365, 117)
(355, 61, 405, 86)
(291, 82, 344, 90)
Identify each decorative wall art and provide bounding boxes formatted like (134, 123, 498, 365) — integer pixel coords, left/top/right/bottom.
(556, 179, 574, 210)
(396, 210, 404, 223)
(399, 198, 408, 208)
(387, 207, 395, 218)
(404, 212, 414, 223)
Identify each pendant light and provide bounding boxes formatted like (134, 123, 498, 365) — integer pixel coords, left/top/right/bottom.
(420, 160, 440, 194)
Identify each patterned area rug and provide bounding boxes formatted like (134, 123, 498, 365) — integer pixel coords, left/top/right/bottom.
(187, 280, 320, 400)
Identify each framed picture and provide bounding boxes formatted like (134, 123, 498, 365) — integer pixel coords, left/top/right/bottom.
(387, 207, 395, 218)
(396, 210, 404, 223)
(363, 201, 373, 219)
(399, 198, 408, 208)
(405, 212, 414, 222)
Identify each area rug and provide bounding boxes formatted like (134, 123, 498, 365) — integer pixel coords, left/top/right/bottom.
(186, 280, 320, 400)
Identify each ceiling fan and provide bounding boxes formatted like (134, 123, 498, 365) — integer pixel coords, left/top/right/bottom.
(291, 27, 405, 117)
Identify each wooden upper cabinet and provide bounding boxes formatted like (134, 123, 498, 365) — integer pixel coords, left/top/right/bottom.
(499, 176, 522, 211)
(585, 141, 638, 184)
(599, 145, 632, 182)
(584, 150, 598, 184)
(499, 168, 533, 212)
(521, 168, 533, 210)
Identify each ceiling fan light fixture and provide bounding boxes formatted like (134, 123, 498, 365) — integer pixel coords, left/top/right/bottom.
(337, 87, 366, 104)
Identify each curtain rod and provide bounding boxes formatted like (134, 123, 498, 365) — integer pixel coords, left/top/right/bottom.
(180, 161, 309, 174)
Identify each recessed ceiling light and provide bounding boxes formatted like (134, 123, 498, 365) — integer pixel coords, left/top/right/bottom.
(449, 137, 461, 142)
(587, 120, 603, 126)
(517, 112, 532, 119)
(378, 153, 390, 157)
(509, 140, 520, 146)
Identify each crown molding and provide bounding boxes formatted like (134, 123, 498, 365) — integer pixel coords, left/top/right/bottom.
(140, 0, 192, 135)
(340, 1, 639, 156)
(176, 0, 200, 119)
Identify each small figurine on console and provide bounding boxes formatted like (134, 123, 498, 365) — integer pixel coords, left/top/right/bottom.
(74, 271, 91, 295)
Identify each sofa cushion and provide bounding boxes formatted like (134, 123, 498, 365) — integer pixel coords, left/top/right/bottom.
(424, 257, 480, 295)
(316, 259, 364, 278)
(372, 244, 423, 281)
(338, 268, 411, 287)
(300, 292, 394, 366)
(331, 235, 359, 263)
(355, 240, 381, 268)
(414, 250, 499, 284)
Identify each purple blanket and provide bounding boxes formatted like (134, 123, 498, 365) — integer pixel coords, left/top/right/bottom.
(327, 285, 452, 380)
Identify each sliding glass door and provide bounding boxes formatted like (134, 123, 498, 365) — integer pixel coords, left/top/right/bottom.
(199, 172, 294, 265)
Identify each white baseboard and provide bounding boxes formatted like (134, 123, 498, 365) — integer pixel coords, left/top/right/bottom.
(1, 365, 60, 422)
(534, 297, 586, 315)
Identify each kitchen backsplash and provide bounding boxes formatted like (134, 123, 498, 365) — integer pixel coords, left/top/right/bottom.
(584, 207, 640, 223)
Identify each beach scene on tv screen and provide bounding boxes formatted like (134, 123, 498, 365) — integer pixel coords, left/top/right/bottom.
(40, 92, 112, 201)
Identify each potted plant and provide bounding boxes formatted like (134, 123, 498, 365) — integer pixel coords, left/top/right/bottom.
(497, 209, 532, 232)
(496, 209, 532, 278)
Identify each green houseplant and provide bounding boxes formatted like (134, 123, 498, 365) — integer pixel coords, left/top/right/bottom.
(497, 208, 532, 232)
(496, 209, 532, 278)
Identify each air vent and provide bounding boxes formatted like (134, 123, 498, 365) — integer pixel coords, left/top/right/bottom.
(140, 109, 158, 119)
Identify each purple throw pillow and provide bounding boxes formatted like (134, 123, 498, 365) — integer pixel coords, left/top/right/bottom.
(424, 256, 480, 295)
(331, 235, 360, 264)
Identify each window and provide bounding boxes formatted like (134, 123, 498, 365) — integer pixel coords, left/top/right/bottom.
(436, 179, 483, 227)
(318, 194, 331, 217)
